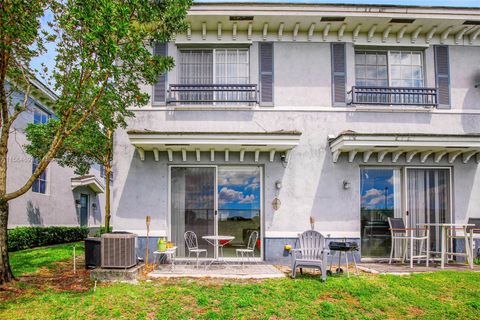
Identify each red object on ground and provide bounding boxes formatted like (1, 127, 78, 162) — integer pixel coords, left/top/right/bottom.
(256, 239, 261, 248)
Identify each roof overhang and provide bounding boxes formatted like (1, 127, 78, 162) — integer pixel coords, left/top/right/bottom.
(329, 132, 480, 164)
(71, 175, 105, 193)
(128, 130, 302, 162)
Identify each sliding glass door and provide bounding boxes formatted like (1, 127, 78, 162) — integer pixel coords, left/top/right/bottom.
(170, 166, 262, 259)
(171, 167, 216, 257)
(406, 168, 451, 253)
(360, 168, 402, 257)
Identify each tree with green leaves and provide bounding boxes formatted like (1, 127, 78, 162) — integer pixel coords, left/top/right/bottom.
(0, 0, 191, 284)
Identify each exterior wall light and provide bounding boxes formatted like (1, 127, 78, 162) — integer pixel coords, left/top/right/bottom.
(75, 199, 81, 209)
(275, 180, 282, 190)
(92, 203, 97, 211)
(343, 180, 351, 190)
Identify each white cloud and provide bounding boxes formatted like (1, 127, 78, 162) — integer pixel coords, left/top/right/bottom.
(218, 187, 256, 205)
(239, 194, 255, 204)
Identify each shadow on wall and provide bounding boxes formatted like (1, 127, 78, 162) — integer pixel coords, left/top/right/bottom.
(27, 200, 43, 226)
(92, 195, 102, 225)
(461, 71, 480, 132)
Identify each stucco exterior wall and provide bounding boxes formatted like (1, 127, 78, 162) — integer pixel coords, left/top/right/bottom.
(113, 34, 480, 261)
(6, 91, 108, 228)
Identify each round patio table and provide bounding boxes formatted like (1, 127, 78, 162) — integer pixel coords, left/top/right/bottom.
(202, 235, 234, 268)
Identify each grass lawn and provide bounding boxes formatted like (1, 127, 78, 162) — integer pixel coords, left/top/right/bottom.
(1, 244, 479, 319)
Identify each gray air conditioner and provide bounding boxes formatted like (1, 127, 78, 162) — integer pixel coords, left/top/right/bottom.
(101, 232, 137, 269)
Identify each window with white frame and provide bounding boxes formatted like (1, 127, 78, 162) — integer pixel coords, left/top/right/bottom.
(355, 50, 424, 88)
(179, 49, 249, 85)
(33, 107, 50, 124)
(32, 158, 47, 194)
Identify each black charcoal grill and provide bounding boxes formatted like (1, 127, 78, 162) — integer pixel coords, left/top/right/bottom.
(328, 241, 359, 277)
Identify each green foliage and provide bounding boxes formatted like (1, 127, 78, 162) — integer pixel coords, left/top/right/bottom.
(7, 226, 88, 252)
(93, 226, 112, 237)
(9, 242, 84, 276)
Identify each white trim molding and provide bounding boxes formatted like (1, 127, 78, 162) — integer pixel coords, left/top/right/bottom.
(71, 175, 105, 193)
(329, 132, 480, 164)
(128, 130, 302, 162)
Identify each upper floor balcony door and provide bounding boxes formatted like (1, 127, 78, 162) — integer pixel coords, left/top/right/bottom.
(168, 48, 258, 106)
(352, 50, 438, 107)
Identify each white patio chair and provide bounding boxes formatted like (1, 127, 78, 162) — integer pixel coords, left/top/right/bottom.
(184, 231, 207, 269)
(388, 217, 430, 268)
(291, 230, 329, 281)
(467, 218, 480, 264)
(236, 231, 258, 269)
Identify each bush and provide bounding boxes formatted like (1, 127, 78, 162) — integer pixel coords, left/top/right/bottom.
(8, 226, 89, 252)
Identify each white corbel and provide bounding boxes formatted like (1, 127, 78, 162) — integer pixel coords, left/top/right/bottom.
(269, 150, 276, 162)
(232, 22, 237, 41)
(448, 150, 462, 163)
(240, 149, 245, 162)
(210, 149, 215, 162)
(382, 25, 392, 43)
(377, 150, 388, 163)
(338, 23, 346, 41)
(262, 23, 268, 41)
(255, 150, 260, 162)
(323, 23, 331, 41)
(434, 151, 447, 163)
(137, 148, 145, 161)
(411, 26, 423, 43)
(441, 26, 453, 44)
(277, 22, 284, 41)
(396, 25, 407, 43)
(463, 151, 477, 163)
(217, 22, 222, 40)
(332, 151, 341, 163)
(455, 26, 469, 44)
(392, 150, 404, 163)
(153, 148, 159, 162)
(352, 24, 362, 42)
(363, 151, 373, 163)
(348, 150, 357, 163)
(477, 153, 480, 164)
(420, 151, 433, 163)
(225, 149, 229, 162)
(196, 149, 201, 162)
(181, 149, 187, 162)
(470, 27, 480, 44)
(367, 24, 377, 42)
(247, 22, 253, 40)
(293, 23, 300, 41)
(167, 149, 173, 162)
(187, 24, 191, 40)
(202, 22, 207, 40)
(426, 26, 437, 44)
(406, 151, 418, 163)
(308, 23, 316, 41)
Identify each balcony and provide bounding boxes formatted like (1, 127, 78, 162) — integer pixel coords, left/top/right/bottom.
(350, 86, 438, 108)
(167, 84, 258, 106)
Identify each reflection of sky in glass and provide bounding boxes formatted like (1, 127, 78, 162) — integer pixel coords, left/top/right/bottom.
(361, 169, 394, 210)
(218, 167, 261, 210)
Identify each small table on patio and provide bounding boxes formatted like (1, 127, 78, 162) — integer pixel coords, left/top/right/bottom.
(418, 223, 474, 269)
(153, 246, 177, 271)
(202, 235, 234, 268)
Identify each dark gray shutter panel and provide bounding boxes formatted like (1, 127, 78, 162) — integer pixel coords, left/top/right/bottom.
(434, 45, 450, 109)
(153, 42, 167, 104)
(331, 43, 346, 106)
(259, 42, 274, 105)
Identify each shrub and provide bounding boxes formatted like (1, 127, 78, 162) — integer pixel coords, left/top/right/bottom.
(93, 226, 113, 237)
(8, 226, 89, 252)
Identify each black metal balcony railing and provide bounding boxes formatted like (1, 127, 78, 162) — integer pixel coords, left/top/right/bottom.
(350, 86, 438, 107)
(167, 84, 258, 106)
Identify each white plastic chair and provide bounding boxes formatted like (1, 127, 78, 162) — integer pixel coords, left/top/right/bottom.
(291, 230, 329, 281)
(236, 231, 258, 269)
(184, 231, 207, 268)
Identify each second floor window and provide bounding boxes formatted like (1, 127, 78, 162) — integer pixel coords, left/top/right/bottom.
(355, 50, 424, 88)
(32, 158, 47, 194)
(33, 108, 50, 124)
(179, 49, 249, 84)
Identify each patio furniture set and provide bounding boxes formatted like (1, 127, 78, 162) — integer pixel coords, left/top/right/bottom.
(154, 230, 259, 271)
(388, 217, 480, 269)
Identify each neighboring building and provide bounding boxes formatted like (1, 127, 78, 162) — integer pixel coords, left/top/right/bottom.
(112, 2, 480, 263)
(7, 77, 108, 229)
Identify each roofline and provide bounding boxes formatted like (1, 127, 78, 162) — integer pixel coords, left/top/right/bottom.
(127, 130, 302, 135)
(193, 2, 480, 11)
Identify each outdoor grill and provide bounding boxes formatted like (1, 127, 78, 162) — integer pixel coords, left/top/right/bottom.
(328, 241, 359, 277)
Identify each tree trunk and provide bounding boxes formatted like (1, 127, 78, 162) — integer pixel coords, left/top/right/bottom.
(0, 199, 14, 284)
(104, 165, 111, 233)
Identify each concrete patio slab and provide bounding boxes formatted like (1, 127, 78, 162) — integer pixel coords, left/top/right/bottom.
(148, 264, 286, 279)
(358, 262, 480, 275)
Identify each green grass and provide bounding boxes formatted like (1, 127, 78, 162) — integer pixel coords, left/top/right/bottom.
(2, 243, 480, 319)
(9, 242, 84, 276)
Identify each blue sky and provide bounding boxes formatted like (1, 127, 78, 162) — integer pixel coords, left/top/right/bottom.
(196, 0, 480, 7)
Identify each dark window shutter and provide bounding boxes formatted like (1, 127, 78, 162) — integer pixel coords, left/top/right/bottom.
(259, 42, 274, 105)
(434, 45, 450, 109)
(153, 42, 167, 104)
(331, 43, 347, 106)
